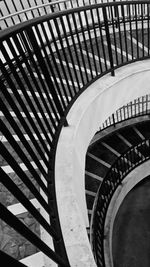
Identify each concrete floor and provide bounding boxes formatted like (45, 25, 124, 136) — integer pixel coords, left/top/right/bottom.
(112, 176, 150, 267)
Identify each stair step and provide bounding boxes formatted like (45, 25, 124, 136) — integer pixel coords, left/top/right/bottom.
(20, 252, 44, 267)
(89, 143, 118, 165)
(87, 152, 111, 168)
(8, 198, 40, 216)
(86, 154, 109, 178)
(117, 133, 132, 147)
(0, 132, 48, 143)
(101, 141, 121, 157)
(1, 159, 44, 174)
(85, 170, 103, 182)
(102, 134, 129, 154)
(85, 173, 102, 193)
(135, 121, 150, 139)
(118, 127, 142, 146)
(85, 120, 150, 226)
(133, 126, 145, 141)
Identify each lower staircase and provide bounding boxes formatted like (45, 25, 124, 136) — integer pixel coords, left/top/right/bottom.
(85, 118, 150, 229)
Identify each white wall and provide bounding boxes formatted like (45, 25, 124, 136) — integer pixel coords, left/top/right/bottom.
(55, 60, 150, 266)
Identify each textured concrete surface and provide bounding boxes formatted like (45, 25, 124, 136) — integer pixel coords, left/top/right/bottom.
(0, 212, 40, 260)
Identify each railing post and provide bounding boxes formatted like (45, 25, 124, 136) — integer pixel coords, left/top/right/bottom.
(112, 113, 116, 127)
(103, 6, 115, 76)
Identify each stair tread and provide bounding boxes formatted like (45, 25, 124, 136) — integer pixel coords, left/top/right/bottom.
(89, 143, 117, 165)
(103, 134, 129, 154)
(136, 121, 150, 139)
(118, 127, 143, 146)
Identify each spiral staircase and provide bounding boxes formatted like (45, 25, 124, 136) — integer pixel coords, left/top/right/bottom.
(0, 0, 150, 267)
(86, 116, 150, 223)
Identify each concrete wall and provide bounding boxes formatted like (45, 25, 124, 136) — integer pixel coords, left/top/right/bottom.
(55, 60, 150, 266)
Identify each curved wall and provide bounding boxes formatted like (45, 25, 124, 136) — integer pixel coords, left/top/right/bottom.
(55, 60, 150, 266)
(104, 160, 150, 267)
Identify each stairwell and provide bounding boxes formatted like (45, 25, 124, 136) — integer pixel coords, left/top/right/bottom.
(1, 2, 150, 266)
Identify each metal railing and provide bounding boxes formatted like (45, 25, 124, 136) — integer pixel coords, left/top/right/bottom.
(0, 0, 149, 30)
(99, 94, 150, 131)
(1, 1, 150, 266)
(92, 138, 150, 266)
(0, 0, 71, 30)
(0, 0, 116, 30)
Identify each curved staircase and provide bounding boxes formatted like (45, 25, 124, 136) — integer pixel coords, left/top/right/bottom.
(85, 118, 150, 226)
(1, 1, 150, 266)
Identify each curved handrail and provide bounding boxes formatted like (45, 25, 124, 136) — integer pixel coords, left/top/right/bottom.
(92, 138, 150, 266)
(0, 0, 139, 30)
(0, 0, 71, 30)
(1, 1, 150, 266)
(90, 94, 150, 147)
(97, 94, 150, 131)
(0, 0, 123, 30)
(0, 0, 68, 20)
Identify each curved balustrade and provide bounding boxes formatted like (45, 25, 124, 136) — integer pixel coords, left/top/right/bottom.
(0, 0, 149, 30)
(0, 0, 73, 30)
(1, 1, 150, 266)
(0, 0, 122, 30)
(92, 138, 150, 267)
(99, 94, 150, 131)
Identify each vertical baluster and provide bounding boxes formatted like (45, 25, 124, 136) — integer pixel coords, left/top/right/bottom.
(103, 5, 115, 76)
(60, 15, 82, 90)
(0, 46, 51, 156)
(141, 3, 145, 58)
(128, 4, 134, 59)
(41, 0, 48, 15)
(27, 0, 36, 18)
(34, 0, 41, 16)
(11, 0, 22, 23)
(84, 7, 99, 76)
(109, 116, 111, 126)
(147, 3, 150, 56)
(19, 0, 29, 21)
(26, 27, 65, 119)
(96, 7, 108, 72)
(135, 4, 140, 59)
(72, 11, 90, 83)
(146, 94, 148, 114)
(78, 10, 94, 79)
(116, 109, 119, 123)
(53, 16, 78, 95)
(117, 4, 124, 63)
(66, 12, 87, 84)
(110, 5, 119, 66)
(39, 23, 67, 110)
(121, 4, 129, 62)
(0, 9, 9, 28)
(47, 19, 74, 100)
(90, 7, 103, 73)
(3, 0, 16, 25)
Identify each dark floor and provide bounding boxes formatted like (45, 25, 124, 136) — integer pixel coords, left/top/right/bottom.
(112, 175, 150, 267)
